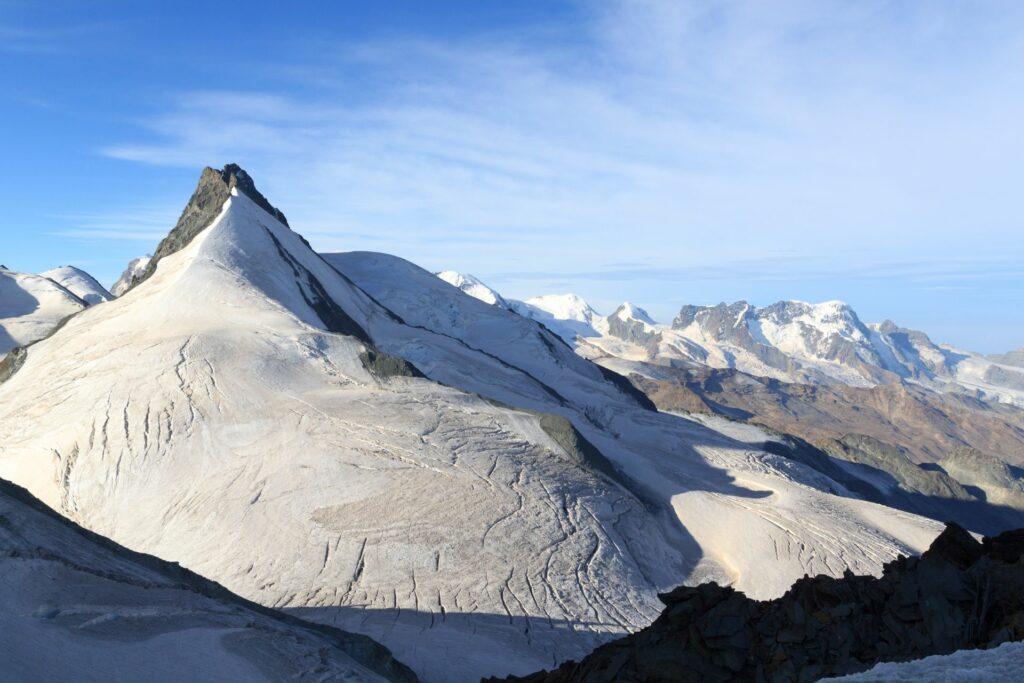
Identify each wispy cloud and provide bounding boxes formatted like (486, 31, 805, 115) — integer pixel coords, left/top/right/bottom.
(91, 0, 1024, 350)
(0, 17, 117, 55)
(49, 206, 179, 242)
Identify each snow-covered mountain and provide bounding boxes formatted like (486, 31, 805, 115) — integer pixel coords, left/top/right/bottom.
(431, 274, 615, 345)
(0, 165, 945, 682)
(492, 289, 1024, 407)
(111, 255, 152, 296)
(509, 293, 609, 341)
(0, 476, 414, 683)
(435, 270, 508, 308)
(39, 265, 113, 305)
(1, 266, 88, 356)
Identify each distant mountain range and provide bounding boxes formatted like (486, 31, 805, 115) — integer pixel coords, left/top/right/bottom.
(438, 273, 1024, 407)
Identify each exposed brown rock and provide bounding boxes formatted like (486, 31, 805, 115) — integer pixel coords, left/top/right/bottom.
(630, 366, 1024, 468)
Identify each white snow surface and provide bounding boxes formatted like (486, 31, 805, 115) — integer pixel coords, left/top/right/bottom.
(0, 478, 393, 683)
(821, 642, 1024, 681)
(0, 266, 87, 355)
(111, 255, 152, 296)
(435, 270, 508, 308)
(0, 193, 944, 682)
(612, 302, 656, 324)
(508, 292, 609, 341)
(39, 265, 113, 305)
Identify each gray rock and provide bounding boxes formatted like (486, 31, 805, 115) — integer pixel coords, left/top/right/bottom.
(130, 164, 289, 291)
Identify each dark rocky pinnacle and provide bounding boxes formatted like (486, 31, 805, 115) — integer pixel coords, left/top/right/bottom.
(128, 163, 289, 291)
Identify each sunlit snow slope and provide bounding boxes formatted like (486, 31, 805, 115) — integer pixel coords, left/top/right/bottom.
(39, 265, 113, 305)
(0, 266, 87, 355)
(0, 167, 943, 682)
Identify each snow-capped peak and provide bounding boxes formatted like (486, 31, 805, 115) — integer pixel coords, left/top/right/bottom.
(435, 271, 508, 308)
(111, 255, 152, 296)
(524, 293, 598, 323)
(39, 265, 112, 305)
(612, 302, 656, 325)
(1, 267, 90, 355)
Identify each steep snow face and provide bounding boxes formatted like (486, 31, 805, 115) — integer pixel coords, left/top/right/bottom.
(0, 477, 407, 683)
(435, 270, 508, 308)
(111, 255, 152, 296)
(0, 267, 86, 355)
(0, 177, 945, 682)
(39, 266, 113, 305)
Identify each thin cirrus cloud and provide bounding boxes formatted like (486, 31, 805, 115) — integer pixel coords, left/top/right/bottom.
(49, 207, 180, 242)
(93, 0, 1024, 350)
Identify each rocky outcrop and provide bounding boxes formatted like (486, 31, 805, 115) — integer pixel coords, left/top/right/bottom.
(0, 346, 27, 384)
(826, 434, 973, 501)
(491, 523, 1024, 683)
(359, 349, 425, 380)
(131, 163, 289, 290)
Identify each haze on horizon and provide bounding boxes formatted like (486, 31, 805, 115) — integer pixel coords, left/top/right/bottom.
(1, 0, 1021, 353)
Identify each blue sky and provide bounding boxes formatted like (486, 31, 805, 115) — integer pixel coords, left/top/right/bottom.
(1, 0, 1022, 352)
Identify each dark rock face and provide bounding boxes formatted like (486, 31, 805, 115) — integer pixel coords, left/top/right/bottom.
(490, 523, 1024, 683)
(596, 365, 658, 412)
(359, 349, 424, 380)
(606, 311, 658, 347)
(0, 346, 27, 384)
(130, 163, 289, 291)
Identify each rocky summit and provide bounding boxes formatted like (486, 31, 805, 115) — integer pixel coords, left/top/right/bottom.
(491, 523, 1024, 683)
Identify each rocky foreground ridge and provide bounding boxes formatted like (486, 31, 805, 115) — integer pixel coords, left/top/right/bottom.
(490, 523, 1024, 683)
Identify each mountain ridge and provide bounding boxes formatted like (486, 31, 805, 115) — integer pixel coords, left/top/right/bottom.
(434, 273, 1024, 407)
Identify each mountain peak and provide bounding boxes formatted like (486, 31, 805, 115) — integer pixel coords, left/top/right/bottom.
(613, 302, 656, 324)
(436, 270, 508, 307)
(525, 293, 597, 322)
(216, 163, 288, 228)
(38, 265, 112, 305)
(128, 163, 288, 291)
